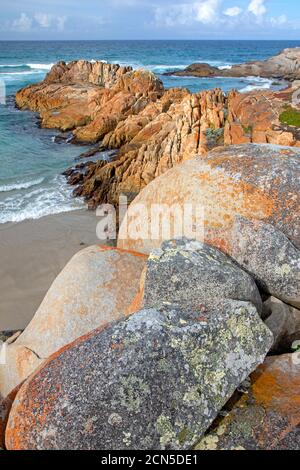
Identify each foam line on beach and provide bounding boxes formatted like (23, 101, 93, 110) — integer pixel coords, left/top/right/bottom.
(0, 177, 45, 193)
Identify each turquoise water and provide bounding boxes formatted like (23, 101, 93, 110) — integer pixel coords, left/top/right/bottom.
(0, 40, 299, 223)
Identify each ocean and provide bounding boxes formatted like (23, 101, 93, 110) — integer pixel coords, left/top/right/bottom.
(0, 40, 299, 224)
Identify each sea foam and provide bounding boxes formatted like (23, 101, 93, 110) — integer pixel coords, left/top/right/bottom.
(0, 178, 45, 193)
(240, 77, 273, 93)
(0, 176, 83, 224)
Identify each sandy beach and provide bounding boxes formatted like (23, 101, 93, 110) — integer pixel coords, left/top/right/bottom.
(0, 209, 111, 331)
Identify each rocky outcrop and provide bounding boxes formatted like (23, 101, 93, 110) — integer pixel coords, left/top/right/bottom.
(16, 60, 164, 141)
(0, 246, 146, 398)
(44, 60, 133, 87)
(65, 86, 300, 208)
(225, 85, 300, 147)
(118, 145, 300, 307)
(15, 60, 300, 208)
(166, 63, 222, 78)
(5, 300, 272, 450)
(195, 353, 300, 450)
(165, 48, 300, 81)
(67, 88, 227, 207)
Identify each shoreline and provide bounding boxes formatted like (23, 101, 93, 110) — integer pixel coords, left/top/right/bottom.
(0, 209, 112, 331)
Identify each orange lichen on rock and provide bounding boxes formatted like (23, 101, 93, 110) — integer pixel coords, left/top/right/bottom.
(225, 87, 300, 147)
(195, 354, 300, 450)
(5, 322, 111, 450)
(118, 144, 300, 254)
(252, 355, 300, 419)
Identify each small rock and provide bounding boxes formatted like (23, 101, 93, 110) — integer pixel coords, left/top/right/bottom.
(264, 297, 300, 353)
(0, 331, 22, 343)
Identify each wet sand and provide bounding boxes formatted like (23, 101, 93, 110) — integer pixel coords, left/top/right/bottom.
(0, 210, 111, 330)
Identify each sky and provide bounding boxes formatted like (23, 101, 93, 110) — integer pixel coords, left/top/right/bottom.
(0, 0, 299, 40)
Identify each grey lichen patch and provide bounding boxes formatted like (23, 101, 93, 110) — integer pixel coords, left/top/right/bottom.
(108, 413, 123, 427)
(195, 434, 220, 450)
(157, 358, 170, 372)
(156, 415, 178, 449)
(122, 432, 132, 447)
(183, 386, 203, 406)
(119, 375, 150, 413)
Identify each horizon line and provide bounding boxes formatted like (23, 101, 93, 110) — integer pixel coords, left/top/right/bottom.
(1, 38, 300, 42)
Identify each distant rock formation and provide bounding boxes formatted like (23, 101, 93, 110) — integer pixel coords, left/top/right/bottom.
(165, 48, 300, 81)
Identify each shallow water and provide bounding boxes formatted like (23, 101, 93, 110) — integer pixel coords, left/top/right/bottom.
(0, 40, 299, 223)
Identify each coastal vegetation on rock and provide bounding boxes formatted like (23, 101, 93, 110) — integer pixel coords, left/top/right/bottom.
(279, 105, 300, 127)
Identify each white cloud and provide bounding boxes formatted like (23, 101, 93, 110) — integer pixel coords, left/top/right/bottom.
(270, 15, 287, 26)
(248, 0, 267, 17)
(155, 0, 221, 26)
(30, 13, 67, 31)
(194, 0, 221, 24)
(223, 6, 242, 17)
(56, 16, 67, 31)
(12, 13, 32, 32)
(34, 13, 52, 28)
(8, 12, 67, 32)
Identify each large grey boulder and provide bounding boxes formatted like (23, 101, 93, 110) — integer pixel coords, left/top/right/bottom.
(231, 218, 300, 308)
(6, 302, 272, 450)
(143, 239, 262, 314)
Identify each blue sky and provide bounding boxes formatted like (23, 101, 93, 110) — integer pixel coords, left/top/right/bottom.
(0, 0, 299, 40)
